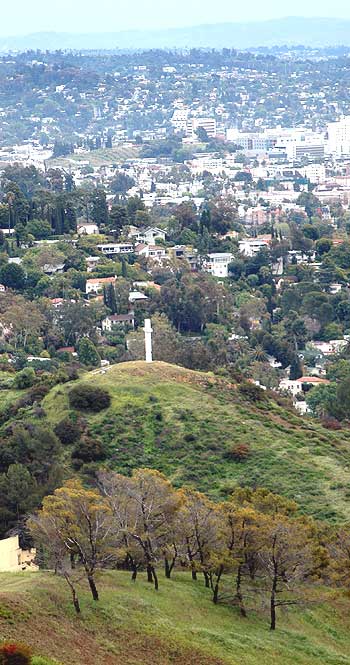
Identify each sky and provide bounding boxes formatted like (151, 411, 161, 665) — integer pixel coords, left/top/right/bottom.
(2, 0, 350, 35)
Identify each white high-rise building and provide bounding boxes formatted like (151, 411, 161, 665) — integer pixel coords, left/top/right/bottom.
(327, 116, 350, 156)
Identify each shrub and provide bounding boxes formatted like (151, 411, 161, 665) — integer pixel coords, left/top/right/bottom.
(321, 416, 342, 431)
(54, 418, 82, 445)
(225, 443, 251, 462)
(238, 381, 266, 402)
(71, 436, 107, 464)
(0, 642, 32, 664)
(68, 384, 111, 412)
(14, 368, 36, 390)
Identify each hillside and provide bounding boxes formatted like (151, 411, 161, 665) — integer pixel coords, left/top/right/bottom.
(1, 571, 350, 665)
(40, 361, 350, 522)
(2, 18, 350, 50)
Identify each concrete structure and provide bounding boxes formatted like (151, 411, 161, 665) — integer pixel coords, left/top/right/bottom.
(97, 243, 134, 257)
(77, 223, 99, 235)
(238, 239, 269, 257)
(0, 535, 37, 572)
(327, 116, 350, 156)
(144, 318, 153, 363)
(203, 253, 233, 278)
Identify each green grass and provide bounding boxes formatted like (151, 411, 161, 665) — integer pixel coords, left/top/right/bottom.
(39, 361, 350, 522)
(0, 571, 349, 665)
(49, 145, 140, 168)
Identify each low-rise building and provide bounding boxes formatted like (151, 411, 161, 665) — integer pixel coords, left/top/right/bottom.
(0, 535, 37, 573)
(86, 275, 117, 295)
(97, 243, 134, 257)
(102, 312, 135, 331)
(203, 252, 233, 278)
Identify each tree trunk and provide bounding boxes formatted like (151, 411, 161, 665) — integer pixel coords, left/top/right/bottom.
(131, 567, 138, 582)
(236, 564, 247, 618)
(70, 552, 76, 570)
(203, 571, 210, 588)
(64, 573, 81, 615)
(87, 575, 99, 601)
(270, 576, 277, 630)
(147, 564, 153, 583)
(164, 558, 171, 579)
(152, 566, 159, 591)
(212, 566, 223, 604)
(191, 569, 197, 581)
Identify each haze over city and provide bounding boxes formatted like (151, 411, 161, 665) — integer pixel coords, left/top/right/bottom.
(1, 0, 350, 34)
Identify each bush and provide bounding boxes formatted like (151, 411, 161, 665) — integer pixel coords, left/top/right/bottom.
(238, 381, 266, 402)
(0, 643, 32, 664)
(68, 384, 111, 412)
(54, 418, 82, 445)
(71, 435, 107, 464)
(14, 368, 36, 390)
(225, 443, 251, 462)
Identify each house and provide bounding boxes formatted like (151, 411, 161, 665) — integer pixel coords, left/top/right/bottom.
(42, 262, 65, 275)
(102, 312, 135, 331)
(86, 256, 101, 272)
(0, 284, 6, 293)
(135, 243, 167, 260)
(77, 223, 99, 235)
(167, 245, 198, 270)
(86, 276, 117, 295)
(279, 376, 330, 397)
(0, 535, 37, 573)
(129, 226, 166, 244)
(203, 253, 233, 278)
(129, 290, 148, 303)
(311, 339, 348, 356)
(97, 243, 134, 257)
(238, 239, 269, 257)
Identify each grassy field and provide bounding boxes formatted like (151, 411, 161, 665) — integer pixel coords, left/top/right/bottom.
(41, 361, 350, 522)
(0, 570, 350, 665)
(49, 145, 140, 168)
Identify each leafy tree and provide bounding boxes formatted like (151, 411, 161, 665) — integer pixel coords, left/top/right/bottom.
(0, 263, 26, 290)
(77, 337, 100, 367)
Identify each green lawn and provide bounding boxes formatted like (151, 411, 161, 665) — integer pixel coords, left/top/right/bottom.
(0, 571, 349, 665)
(41, 361, 350, 522)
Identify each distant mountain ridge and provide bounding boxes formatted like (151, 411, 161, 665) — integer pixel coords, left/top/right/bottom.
(0, 17, 350, 51)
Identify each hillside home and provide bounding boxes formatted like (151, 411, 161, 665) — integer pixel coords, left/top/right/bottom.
(203, 253, 233, 278)
(0, 535, 37, 573)
(77, 223, 99, 235)
(102, 312, 135, 331)
(97, 243, 134, 257)
(86, 276, 117, 295)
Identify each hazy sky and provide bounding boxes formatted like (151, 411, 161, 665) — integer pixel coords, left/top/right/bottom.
(2, 0, 350, 35)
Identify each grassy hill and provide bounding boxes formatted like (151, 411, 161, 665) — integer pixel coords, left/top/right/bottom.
(1, 571, 350, 665)
(40, 361, 350, 522)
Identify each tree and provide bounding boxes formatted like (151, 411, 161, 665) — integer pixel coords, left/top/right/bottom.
(0, 263, 26, 290)
(289, 354, 303, 380)
(3, 298, 44, 350)
(123, 469, 181, 590)
(77, 337, 100, 367)
(29, 479, 114, 608)
(90, 188, 108, 227)
(259, 516, 315, 630)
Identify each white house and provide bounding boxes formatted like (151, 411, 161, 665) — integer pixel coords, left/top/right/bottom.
(77, 223, 99, 235)
(129, 226, 166, 244)
(238, 239, 269, 257)
(135, 243, 167, 260)
(102, 312, 135, 331)
(203, 253, 233, 278)
(86, 276, 117, 295)
(97, 243, 134, 257)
